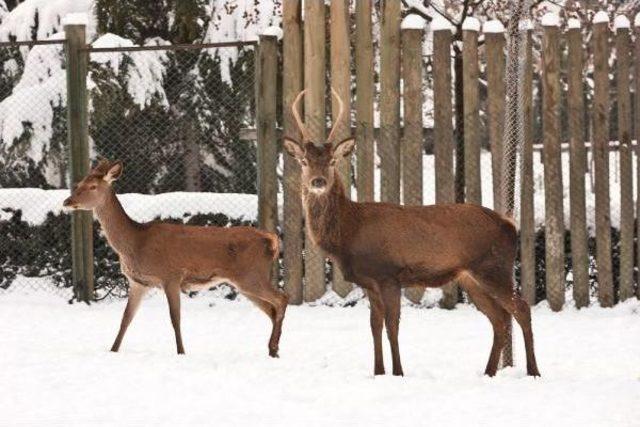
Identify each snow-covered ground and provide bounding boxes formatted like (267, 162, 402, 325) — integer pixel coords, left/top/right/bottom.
(1, 290, 639, 426)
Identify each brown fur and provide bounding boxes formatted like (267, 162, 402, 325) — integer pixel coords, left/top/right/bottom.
(64, 160, 287, 357)
(284, 136, 540, 377)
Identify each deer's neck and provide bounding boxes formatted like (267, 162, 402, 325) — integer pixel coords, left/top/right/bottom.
(94, 190, 141, 256)
(303, 173, 353, 254)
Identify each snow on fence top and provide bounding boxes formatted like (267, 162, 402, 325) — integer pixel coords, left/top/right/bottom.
(541, 13, 560, 27)
(431, 16, 453, 32)
(61, 12, 88, 26)
(483, 19, 504, 33)
(518, 19, 533, 31)
(614, 15, 631, 30)
(635, 13, 640, 26)
(462, 17, 480, 32)
(593, 11, 609, 24)
(261, 26, 283, 40)
(568, 18, 581, 29)
(401, 14, 425, 30)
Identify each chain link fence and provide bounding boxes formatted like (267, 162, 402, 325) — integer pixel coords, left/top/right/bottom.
(0, 39, 258, 300)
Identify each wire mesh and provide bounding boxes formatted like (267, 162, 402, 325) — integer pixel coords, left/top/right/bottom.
(86, 43, 258, 299)
(0, 41, 257, 300)
(0, 40, 72, 298)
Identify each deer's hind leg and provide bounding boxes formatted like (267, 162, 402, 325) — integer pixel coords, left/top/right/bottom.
(458, 273, 510, 377)
(237, 279, 288, 358)
(165, 284, 185, 355)
(471, 270, 541, 377)
(111, 282, 148, 352)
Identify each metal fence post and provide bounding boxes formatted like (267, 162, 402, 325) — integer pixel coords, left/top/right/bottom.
(64, 19, 93, 303)
(257, 34, 279, 289)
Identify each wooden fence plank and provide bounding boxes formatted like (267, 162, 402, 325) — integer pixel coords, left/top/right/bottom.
(616, 22, 634, 302)
(65, 22, 94, 302)
(433, 27, 457, 308)
(567, 25, 589, 308)
(257, 34, 279, 289)
(282, 0, 304, 304)
(541, 22, 564, 311)
(484, 28, 506, 213)
(303, 0, 327, 301)
(520, 28, 536, 306)
(330, 0, 353, 298)
(592, 18, 614, 307)
(379, 0, 401, 204)
(401, 26, 424, 304)
(355, 0, 374, 203)
(462, 25, 481, 205)
(635, 22, 640, 300)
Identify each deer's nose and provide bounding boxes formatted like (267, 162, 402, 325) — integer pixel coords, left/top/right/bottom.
(63, 197, 74, 207)
(311, 177, 327, 189)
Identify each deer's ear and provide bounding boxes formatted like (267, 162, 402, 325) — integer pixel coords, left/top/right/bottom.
(104, 161, 123, 183)
(283, 137, 305, 160)
(333, 137, 355, 159)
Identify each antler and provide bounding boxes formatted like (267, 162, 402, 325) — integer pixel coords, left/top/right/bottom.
(291, 89, 310, 141)
(327, 86, 345, 144)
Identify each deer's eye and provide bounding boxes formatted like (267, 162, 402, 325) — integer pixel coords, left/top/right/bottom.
(300, 159, 308, 166)
(89, 185, 98, 190)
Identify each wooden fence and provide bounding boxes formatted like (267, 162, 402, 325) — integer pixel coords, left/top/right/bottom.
(256, 8, 640, 310)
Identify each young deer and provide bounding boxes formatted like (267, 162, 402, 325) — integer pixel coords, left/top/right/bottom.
(283, 89, 540, 377)
(63, 160, 288, 357)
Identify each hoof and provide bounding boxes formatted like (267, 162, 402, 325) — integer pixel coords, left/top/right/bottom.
(392, 370, 404, 377)
(374, 369, 385, 376)
(269, 349, 279, 358)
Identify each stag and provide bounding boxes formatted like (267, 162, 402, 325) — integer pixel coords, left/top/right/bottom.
(63, 160, 287, 357)
(283, 89, 540, 377)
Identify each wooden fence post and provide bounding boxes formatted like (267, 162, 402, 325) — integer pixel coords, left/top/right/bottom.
(520, 25, 536, 306)
(257, 33, 279, 289)
(462, 18, 481, 205)
(432, 20, 457, 308)
(635, 18, 640, 300)
(484, 21, 506, 213)
(541, 16, 564, 312)
(401, 19, 424, 304)
(615, 16, 634, 302)
(355, 0, 375, 203)
(566, 20, 589, 308)
(592, 13, 614, 307)
(303, 0, 326, 301)
(380, 0, 401, 204)
(64, 18, 94, 303)
(330, 0, 353, 297)
(282, 0, 304, 304)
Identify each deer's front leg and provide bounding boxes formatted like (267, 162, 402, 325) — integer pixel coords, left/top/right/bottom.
(111, 282, 147, 352)
(367, 287, 385, 376)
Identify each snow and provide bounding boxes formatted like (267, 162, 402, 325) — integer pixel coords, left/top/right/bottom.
(518, 19, 533, 31)
(0, 0, 95, 42)
(89, 33, 168, 109)
(61, 12, 88, 26)
(462, 17, 480, 32)
(431, 16, 453, 32)
(401, 14, 425, 30)
(0, 290, 639, 426)
(483, 19, 504, 33)
(541, 13, 560, 27)
(568, 18, 581, 29)
(262, 25, 283, 40)
(0, 32, 66, 165)
(635, 13, 640, 27)
(0, 189, 257, 224)
(614, 15, 631, 30)
(593, 11, 609, 24)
